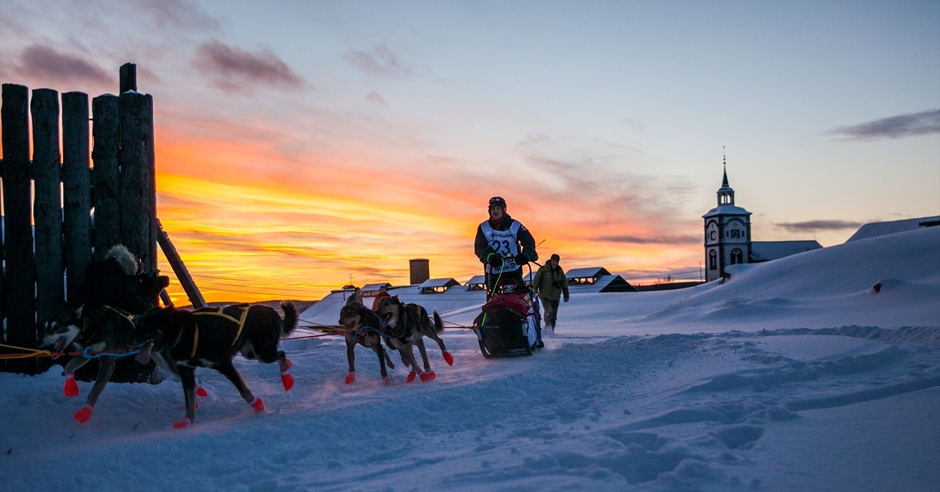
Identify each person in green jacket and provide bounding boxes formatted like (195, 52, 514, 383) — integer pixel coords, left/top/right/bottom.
(532, 254, 569, 332)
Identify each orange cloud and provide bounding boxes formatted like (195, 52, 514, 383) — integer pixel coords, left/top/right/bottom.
(151, 114, 703, 304)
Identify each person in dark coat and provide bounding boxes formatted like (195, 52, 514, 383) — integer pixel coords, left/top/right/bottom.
(532, 254, 570, 332)
(474, 196, 538, 298)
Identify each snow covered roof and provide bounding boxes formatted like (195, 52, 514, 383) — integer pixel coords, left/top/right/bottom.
(466, 275, 486, 286)
(419, 278, 459, 289)
(566, 267, 611, 280)
(567, 274, 636, 293)
(846, 216, 940, 242)
(750, 241, 823, 262)
(360, 283, 391, 294)
(703, 204, 752, 218)
(418, 278, 461, 293)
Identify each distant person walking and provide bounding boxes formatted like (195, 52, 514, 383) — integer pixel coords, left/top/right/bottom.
(533, 254, 569, 332)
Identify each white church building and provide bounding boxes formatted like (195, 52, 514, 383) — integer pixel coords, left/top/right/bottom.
(703, 160, 822, 282)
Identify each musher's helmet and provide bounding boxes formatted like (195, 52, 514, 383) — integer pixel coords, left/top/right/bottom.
(489, 196, 507, 209)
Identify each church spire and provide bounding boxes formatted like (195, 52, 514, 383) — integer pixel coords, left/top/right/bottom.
(722, 147, 729, 187)
(717, 148, 734, 206)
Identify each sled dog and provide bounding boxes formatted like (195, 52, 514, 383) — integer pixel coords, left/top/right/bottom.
(128, 302, 298, 428)
(338, 303, 396, 384)
(375, 296, 453, 382)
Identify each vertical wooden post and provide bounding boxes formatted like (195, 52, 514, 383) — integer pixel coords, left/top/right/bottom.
(145, 95, 157, 273)
(120, 63, 137, 94)
(62, 92, 93, 301)
(31, 89, 65, 330)
(91, 95, 121, 258)
(1, 83, 37, 374)
(118, 91, 154, 267)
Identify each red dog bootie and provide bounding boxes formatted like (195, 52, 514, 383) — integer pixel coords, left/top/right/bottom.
(406, 371, 417, 383)
(382, 376, 390, 384)
(443, 352, 454, 366)
(420, 371, 436, 382)
(73, 404, 93, 424)
(281, 358, 294, 391)
(64, 374, 79, 397)
(196, 386, 208, 398)
(250, 397, 265, 413)
(173, 417, 192, 429)
(344, 372, 356, 385)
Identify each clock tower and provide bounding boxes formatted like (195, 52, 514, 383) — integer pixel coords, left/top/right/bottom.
(703, 155, 751, 281)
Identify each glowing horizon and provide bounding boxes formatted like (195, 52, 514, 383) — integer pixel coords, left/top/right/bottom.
(1, 1, 937, 304)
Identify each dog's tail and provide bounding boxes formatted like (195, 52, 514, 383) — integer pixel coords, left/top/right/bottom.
(432, 310, 444, 334)
(279, 301, 299, 338)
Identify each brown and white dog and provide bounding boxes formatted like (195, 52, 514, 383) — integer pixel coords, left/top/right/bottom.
(128, 302, 298, 429)
(375, 296, 453, 382)
(338, 303, 395, 384)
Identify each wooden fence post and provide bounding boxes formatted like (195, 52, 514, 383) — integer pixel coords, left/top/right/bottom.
(92, 95, 121, 258)
(62, 92, 93, 300)
(120, 63, 137, 94)
(118, 91, 154, 268)
(1, 83, 37, 374)
(32, 89, 65, 329)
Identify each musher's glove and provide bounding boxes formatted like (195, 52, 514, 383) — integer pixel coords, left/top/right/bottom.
(514, 254, 528, 265)
(487, 254, 503, 267)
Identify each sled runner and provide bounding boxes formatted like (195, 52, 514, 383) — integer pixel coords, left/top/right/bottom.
(472, 287, 541, 358)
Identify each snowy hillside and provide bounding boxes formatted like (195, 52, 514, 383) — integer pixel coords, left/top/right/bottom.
(1, 227, 937, 491)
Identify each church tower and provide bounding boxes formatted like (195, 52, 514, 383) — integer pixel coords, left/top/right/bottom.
(703, 154, 752, 281)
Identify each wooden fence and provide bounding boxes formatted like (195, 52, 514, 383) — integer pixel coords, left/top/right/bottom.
(1, 64, 162, 374)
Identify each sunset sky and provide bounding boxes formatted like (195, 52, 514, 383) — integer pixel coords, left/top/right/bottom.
(2, 1, 938, 304)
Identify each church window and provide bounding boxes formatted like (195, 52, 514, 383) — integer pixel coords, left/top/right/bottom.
(731, 230, 739, 238)
(710, 231, 716, 240)
(731, 248, 743, 265)
(709, 250, 717, 269)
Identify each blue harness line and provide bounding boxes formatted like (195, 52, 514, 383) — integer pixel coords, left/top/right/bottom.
(81, 346, 141, 359)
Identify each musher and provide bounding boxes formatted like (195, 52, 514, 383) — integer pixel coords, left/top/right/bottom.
(474, 196, 538, 298)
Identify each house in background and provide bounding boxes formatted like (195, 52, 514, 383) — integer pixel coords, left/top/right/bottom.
(563, 267, 636, 293)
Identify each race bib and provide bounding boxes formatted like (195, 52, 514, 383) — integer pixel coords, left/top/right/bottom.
(481, 221, 522, 271)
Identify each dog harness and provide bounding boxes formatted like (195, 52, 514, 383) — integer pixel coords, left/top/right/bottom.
(78, 304, 136, 345)
(193, 305, 252, 347)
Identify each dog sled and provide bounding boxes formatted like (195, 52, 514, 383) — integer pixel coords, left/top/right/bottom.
(472, 287, 542, 358)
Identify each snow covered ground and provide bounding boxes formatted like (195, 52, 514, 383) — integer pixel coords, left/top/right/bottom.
(1, 227, 938, 491)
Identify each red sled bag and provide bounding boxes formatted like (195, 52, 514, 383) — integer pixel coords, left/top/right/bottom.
(472, 293, 538, 358)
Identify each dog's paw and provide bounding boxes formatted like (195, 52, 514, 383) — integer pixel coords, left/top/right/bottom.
(73, 404, 93, 424)
(382, 376, 390, 384)
(172, 417, 192, 429)
(196, 386, 208, 398)
(64, 375, 79, 397)
(420, 371, 436, 382)
(281, 373, 294, 391)
(250, 397, 265, 413)
(443, 352, 454, 366)
(344, 373, 355, 385)
(406, 371, 417, 383)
